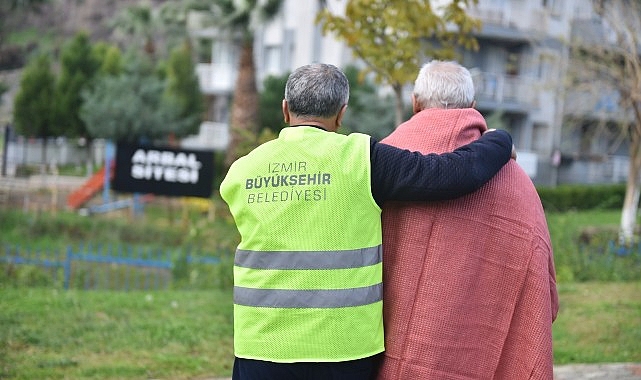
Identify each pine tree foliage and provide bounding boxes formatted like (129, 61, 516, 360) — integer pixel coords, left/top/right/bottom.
(80, 52, 177, 143)
(13, 54, 56, 138)
(163, 43, 203, 137)
(55, 32, 100, 138)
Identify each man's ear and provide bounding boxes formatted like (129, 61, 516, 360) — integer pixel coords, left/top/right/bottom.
(282, 99, 290, 123)
(412, 94, 421, 114)
(335, 104, 348, 128)
(471, 100, 477, 109)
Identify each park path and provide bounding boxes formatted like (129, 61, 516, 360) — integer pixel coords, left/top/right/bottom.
(207, 363, 641, 380)
(554, 363, 641, 380)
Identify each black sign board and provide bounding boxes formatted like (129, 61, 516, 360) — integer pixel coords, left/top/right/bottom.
(113, 143, 214, 198)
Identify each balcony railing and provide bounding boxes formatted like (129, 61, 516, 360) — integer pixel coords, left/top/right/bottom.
(468, 5, 550, 35)
(468, 6, 505, 26)
(472, 72, 538, 109)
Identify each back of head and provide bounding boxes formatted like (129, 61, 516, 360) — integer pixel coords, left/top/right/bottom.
(285, 63, 350, 118)
(413, 60, 474, 109)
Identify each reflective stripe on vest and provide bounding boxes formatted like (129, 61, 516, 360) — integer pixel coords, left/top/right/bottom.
(234, 246, 383, 308)
(234, 283, 382, 308)
(235, 247, 382, 269)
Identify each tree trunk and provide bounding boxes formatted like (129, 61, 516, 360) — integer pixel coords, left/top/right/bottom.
(224, 39, 259, 169)
(619, 124, 641, 244)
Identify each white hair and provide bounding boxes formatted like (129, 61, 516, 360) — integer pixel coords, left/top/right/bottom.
(413, 60, 475, 109)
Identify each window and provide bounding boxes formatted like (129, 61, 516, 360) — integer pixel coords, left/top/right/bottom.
(264, 45, 281, 75)
(537, 54, 556, 80)
(197, 38, 212, 63)
(506, 53, 520, 76)
(212, 40, 234, 65)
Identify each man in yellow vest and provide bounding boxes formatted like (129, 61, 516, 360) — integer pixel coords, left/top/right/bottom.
(220, 63, 514, 380)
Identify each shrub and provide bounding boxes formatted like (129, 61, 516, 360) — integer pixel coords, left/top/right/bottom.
(537, 184, 625, 212)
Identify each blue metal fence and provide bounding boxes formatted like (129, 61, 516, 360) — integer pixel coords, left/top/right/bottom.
(1, 244, 220, 290)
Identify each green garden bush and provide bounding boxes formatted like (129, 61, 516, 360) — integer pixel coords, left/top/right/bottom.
(537, 184, 625, 212)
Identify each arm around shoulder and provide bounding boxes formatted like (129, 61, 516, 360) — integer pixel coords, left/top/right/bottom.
(450, 128, 513, 187)
(370, 130, 513, 204)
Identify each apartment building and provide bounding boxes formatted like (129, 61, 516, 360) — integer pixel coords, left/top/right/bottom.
(189, 0, 627, 186)
(560, 2, 632, 185)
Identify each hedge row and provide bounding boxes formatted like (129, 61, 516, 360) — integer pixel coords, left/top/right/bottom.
(536, 184, 626, 212)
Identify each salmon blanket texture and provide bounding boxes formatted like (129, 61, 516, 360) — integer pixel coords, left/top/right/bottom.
(378, 108, 559, 380)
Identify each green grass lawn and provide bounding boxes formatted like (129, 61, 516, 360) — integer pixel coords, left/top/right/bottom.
(553, 282, 641, 364)
(0, 283, 639, 379)
(0, 288, 234, 379)
(1, 205, 640, 378)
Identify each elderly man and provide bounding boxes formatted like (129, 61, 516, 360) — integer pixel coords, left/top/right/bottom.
(377, 60, 559, 380)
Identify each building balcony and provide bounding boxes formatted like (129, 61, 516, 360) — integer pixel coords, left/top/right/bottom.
(467, 5, 549, 45)
(471, 71, 538, 114)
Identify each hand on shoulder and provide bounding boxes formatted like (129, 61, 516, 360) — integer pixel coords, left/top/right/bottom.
(483, 129, 517, 160)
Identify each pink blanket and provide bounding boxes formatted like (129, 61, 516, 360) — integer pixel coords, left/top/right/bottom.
(378, 108, 558, 379)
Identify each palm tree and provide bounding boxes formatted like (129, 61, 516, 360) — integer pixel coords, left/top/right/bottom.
(110, 5, 158, 57)
(207, 0, 284, 169)
(112, 2, 197, 60)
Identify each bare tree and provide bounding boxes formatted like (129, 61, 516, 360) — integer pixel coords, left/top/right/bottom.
(567, 0, 641, 243)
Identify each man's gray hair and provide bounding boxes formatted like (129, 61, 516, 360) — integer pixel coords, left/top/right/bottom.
(413, 60, 475, 109)
(284, 63, 349, 118)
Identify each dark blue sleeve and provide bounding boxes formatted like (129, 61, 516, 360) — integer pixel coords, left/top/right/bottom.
(370, 129, 512, 206)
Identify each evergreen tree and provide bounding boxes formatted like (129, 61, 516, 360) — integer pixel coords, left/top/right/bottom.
(259, 73, 289, 134)
(93, 42, 123, 77)
(163, 42, 203, 138)
(340, 66, 396, 140)
(13, 54, 56, 163)
(81, 50, 196, 143)
(14, 54, 56, 138)
(54, 32, 100, 138)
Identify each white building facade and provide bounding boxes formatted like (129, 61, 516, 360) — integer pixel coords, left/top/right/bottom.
(189, 0, 627, 187)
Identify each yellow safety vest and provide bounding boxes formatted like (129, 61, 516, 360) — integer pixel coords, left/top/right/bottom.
(220, 126, 383, 362)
